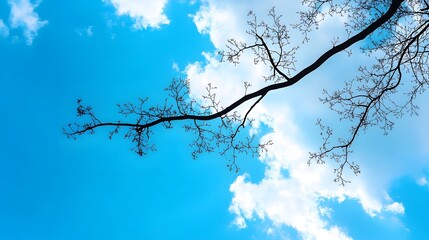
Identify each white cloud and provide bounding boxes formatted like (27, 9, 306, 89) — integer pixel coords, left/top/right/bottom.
(417, 177, 428, 186)
(226, 101, 392, 239)
(0, 19, 10, 37)
(192, 4, 242, 49)
(385, 202, 405, 214)
(8, 0, 48, 45)
(229, 176, 352, 240)
(191, 1, 304, 50)
(186, 0, 429, 239)
(105, 0, 170, 29)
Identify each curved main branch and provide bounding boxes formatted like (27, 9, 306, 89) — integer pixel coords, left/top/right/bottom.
(72, 0, 405, 136)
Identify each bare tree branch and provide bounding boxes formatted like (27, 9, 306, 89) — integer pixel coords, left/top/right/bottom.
(65, 0, 429, 182)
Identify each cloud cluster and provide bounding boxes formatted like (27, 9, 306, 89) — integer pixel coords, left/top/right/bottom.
(8, 0, 48, 45)
(186, 0, 419, 239)
(105, 0, 170, 29)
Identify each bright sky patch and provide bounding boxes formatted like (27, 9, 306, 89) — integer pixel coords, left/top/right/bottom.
(0, 1, 428, 240)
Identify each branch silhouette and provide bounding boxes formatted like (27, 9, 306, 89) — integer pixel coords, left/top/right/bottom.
(66, 0, 429, 183)
(68, 0, 404, 133)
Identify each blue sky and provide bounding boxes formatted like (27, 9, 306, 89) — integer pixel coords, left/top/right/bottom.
(1, 0, 429, 239)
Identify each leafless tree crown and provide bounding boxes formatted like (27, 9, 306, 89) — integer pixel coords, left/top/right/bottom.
(65, 0, 429, 184)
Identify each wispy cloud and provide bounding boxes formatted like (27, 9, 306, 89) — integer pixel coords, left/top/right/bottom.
(172, 62, 180, 72)
(0, 19, 10, 37)
(86, 26, 93, 36)
(417, 177, 428, 186)
(385, 202, 405, 214)
(105, 0, 170, 29)
(76, 26, 94, 37)
(8, 0, 48, 45)
(187, 0, 419, 239)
